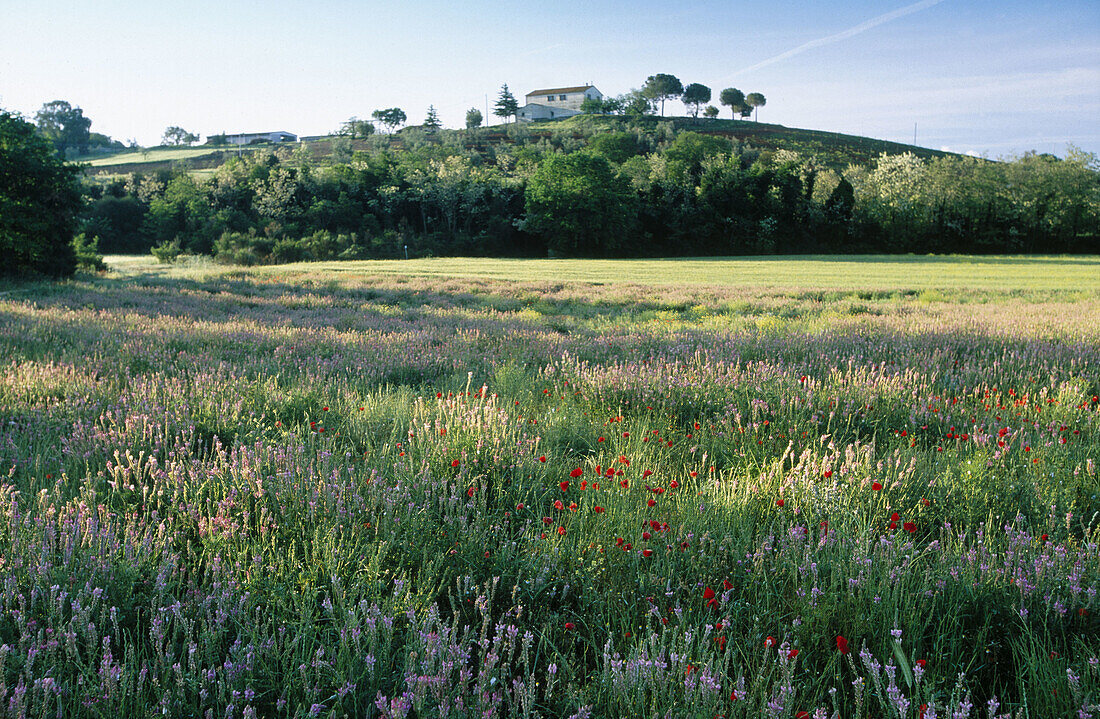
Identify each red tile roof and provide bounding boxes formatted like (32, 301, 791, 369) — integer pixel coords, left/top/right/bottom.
(525, 85, 596, 97)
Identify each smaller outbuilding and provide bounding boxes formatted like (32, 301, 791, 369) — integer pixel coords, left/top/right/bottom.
(224, 131, 298, 145)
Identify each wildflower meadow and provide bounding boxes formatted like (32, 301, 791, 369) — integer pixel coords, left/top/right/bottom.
(0, 255, 1097, 718)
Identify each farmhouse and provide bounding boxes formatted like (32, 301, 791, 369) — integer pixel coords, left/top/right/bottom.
(517, 85, 602, 122)
(224, 131, 298, 145)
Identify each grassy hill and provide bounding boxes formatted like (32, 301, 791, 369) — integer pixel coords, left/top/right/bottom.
(78, 115, 961, 178)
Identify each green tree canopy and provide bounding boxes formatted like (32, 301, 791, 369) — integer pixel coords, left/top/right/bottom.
(643, 74, 684, 116)
(524, 151, 638, 257)
(34, 100, 92, 157)
(681, 83, 712, 118)
(423, 106, 442, 132)
(719, 88, 746, 120)
(0, 110, 82, 276)
(494, 84, 519, 123)
(703, 105, 719, 119)
(465, 108, 483, 129)
(371, 108, 407, 133)
(745, 92, 767, 121)
(338, 117, 375, 138)
(587, 131, 643, 164)
(162, 126, 200, 146)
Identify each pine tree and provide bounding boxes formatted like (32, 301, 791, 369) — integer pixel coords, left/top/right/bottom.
(494, 84, 518, 123)
(424, 106, 442, 132)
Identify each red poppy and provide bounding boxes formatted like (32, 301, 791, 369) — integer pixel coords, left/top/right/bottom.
(836, 636, 849, 654)
(557, 526, 566, 536)
(597, 436, 605, 443)
(723, 579, 733, 590)
(765, 636, 776, 648)
(554, 500, 564, 510)
(788, 649, 799, 659)
(903, 521, 916, 533)
(669, 480, 679, 489)
(642, 469, 653, 478)
(823, 470, 833, 478)
(539, 456, 547, 463)
(564, 622, 575, 630)
(467, 486, 476, 497)
(915, 659, 927, 668)
(615, 537, 624, 546)
(715, 635, 726, 649)
(690, 471, 698, 477)
(620, 478, 629, 488)
(891, 512, 900, 521)
(796, 712, 810, 719)
(452, 459, 460, 467)
(568, 502, 577, 511)
(642, 531, 652, 540)
(560, 481, 570, 492)
(542, 516, 552, 525)
(872, 482, 883, 491)
(647, 499, 656, 507)
(516, 503, 524, 511)
(593, 506, 605, 513)
(776, 499, 785, 507)
(1041, 534, 1049, 542)
(569, 467, 584, 478)
(889, 521, 897, 530)
(730, 690, 738, 701)
(703, 587, 715, 600)
(618, 455, 630, 465)
(642, 548, 653, 557)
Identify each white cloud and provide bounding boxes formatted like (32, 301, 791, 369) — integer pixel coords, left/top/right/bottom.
(729, 0, 948, 78)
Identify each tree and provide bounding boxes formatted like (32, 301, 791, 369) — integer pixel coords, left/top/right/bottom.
(746, 92, 766, 121)
(162, 126, 200, 146)
(616, 90, 653, 117)
(371, 108, 407, 133)
(580, 96, 604, 114)
(719, 88, 746, 120)
(338, 117, 375, 138)
(524, 152, 638, 257)
(0, 111, 82, 276)
(681, 83, 712, 119)
(423, 106, 442, 132)
(494, 84, 519, 123)
(34, 100, 92, 158)
(465, 108, 483, 129)
(588, 132, 642, 164)
(643, 74, 684, 116)
(703, 105, 719, 120)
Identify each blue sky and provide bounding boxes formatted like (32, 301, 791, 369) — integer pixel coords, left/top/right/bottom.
(2, 0, 1097, 157)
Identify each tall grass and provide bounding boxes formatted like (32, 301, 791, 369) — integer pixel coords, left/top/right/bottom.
(0, 258, 1097, 717)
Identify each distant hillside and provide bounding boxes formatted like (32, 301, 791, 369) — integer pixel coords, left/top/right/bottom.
(78, 115, 962, 178)
(515, 115, 956, 169)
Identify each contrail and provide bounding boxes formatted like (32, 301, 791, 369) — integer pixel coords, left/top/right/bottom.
(732, 0, 948, 76)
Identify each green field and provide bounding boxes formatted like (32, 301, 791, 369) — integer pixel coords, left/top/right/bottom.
(1, 255, 1097, 717)
(81, 146, 226, 167)
(106, 253, 1100, 293)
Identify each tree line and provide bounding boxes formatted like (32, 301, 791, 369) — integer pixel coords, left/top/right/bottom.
(77, 124, 1098, 267)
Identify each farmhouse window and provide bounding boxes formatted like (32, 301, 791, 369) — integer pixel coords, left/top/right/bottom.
(547, 96, 554, 102)
(559, 95, 566, 100)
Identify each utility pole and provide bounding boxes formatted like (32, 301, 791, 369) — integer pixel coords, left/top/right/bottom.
(913, 122, 917, 146)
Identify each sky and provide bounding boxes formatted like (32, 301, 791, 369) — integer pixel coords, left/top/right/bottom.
(2, 0, 1098, 157)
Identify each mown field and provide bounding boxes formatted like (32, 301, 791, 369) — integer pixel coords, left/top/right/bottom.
(1, 256, 1098, 718)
